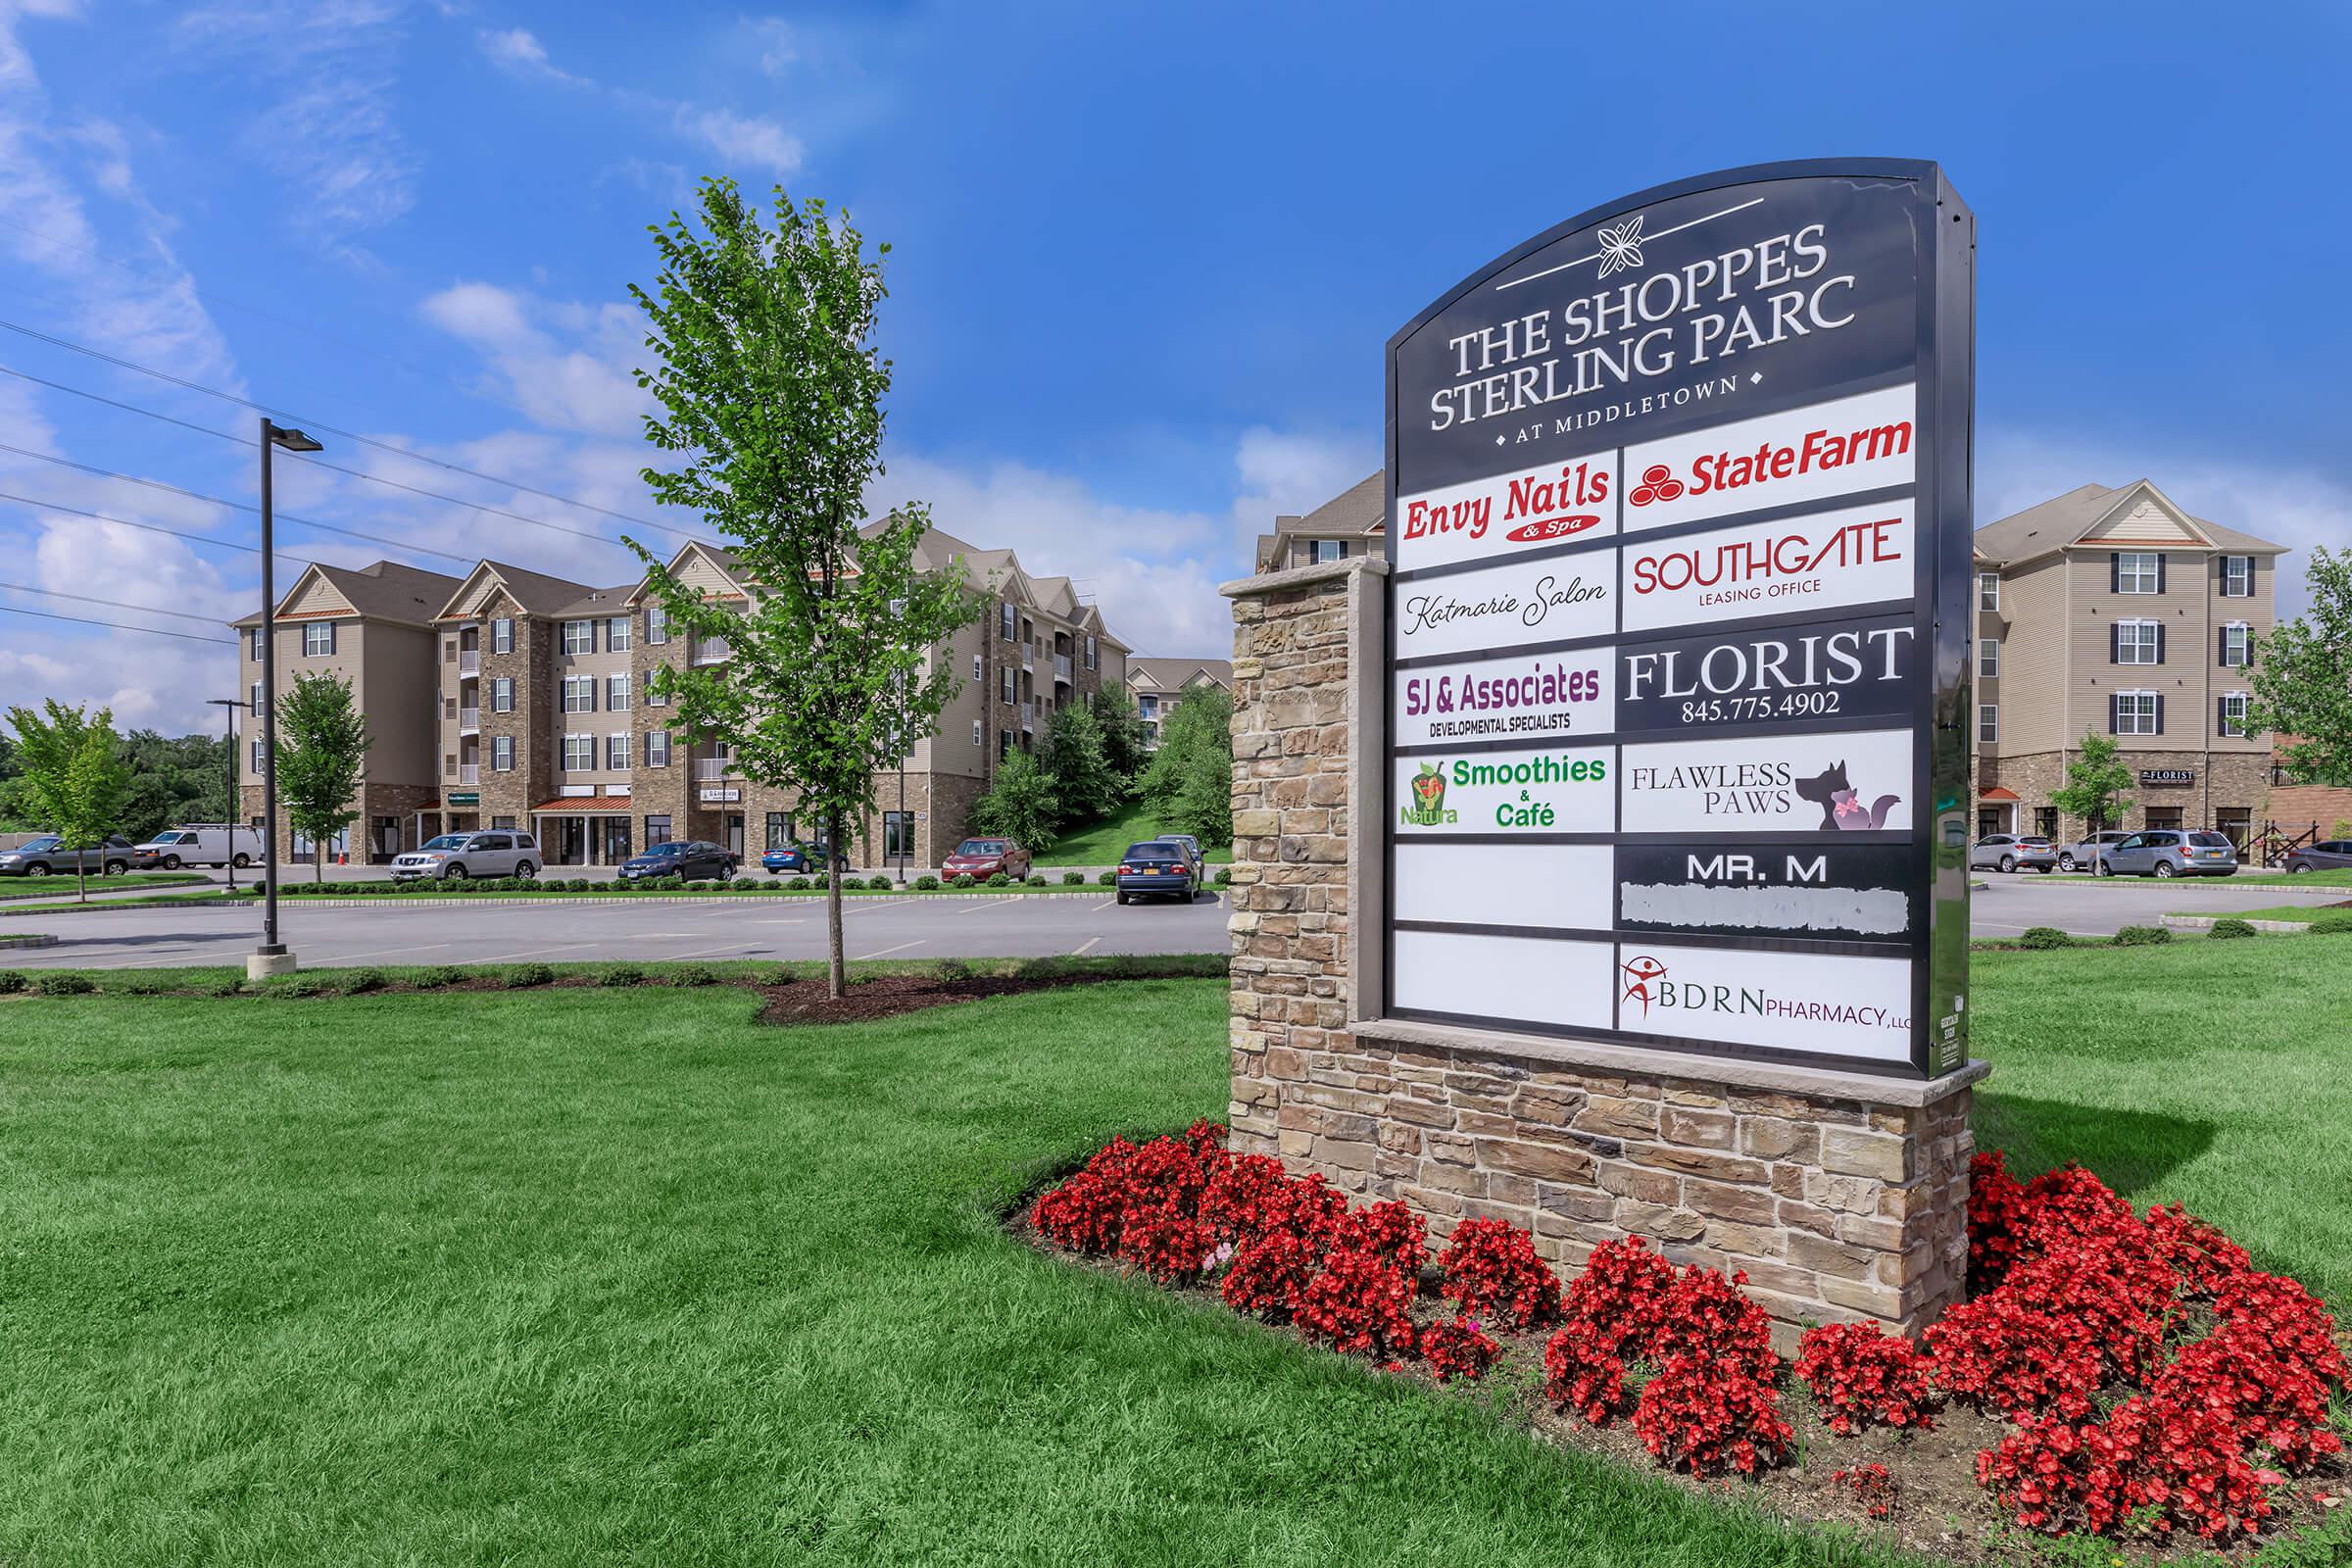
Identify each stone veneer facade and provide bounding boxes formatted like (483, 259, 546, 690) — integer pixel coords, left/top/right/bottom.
(1221, 556, 1984, 1346)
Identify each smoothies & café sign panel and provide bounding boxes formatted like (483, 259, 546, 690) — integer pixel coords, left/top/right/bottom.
(1382, 160, 1975, 1078)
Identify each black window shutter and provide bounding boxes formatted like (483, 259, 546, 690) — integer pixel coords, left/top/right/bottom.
(2109, 552, 2121, 593)
(2110, 622, 2121, 663)
(2109, 693, 2120, 733)
(2247, 557, 2258, 599)
(2156, 554, 2168, 594)
(2218, 698, 2229, 734)
(2218, 628, 2228, 666)
(2154, 694, 2165, 735)
(2154, 622, 2166, 663)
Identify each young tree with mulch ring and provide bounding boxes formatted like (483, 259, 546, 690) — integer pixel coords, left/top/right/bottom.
(627, 178, 982, 999)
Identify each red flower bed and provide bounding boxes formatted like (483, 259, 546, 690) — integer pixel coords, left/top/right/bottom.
(1028, 1128, 2343, 1546)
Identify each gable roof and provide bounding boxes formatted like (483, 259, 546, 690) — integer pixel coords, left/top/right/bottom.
(234, 560, 465, 628)
(432, 559, 602, 622)
(1975, 480, 2288, 568)
(1257, 469, 1386, 567)
(1127, 658, 1234, 694)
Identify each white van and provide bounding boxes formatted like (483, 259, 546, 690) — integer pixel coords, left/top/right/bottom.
(132, 824, 264, 870)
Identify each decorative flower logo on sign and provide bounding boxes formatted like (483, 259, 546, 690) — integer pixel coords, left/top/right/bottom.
(1594, 216, 1645, 277)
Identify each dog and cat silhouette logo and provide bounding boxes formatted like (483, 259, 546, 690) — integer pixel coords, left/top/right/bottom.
(1793, 760, 1900, 830)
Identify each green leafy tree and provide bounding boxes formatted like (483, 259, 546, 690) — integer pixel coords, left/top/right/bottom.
(2246, 545, 2352, 787)
(1040, 700, 1121, 822)
(1139, 686, 1234, 847)
(970, 749, 1062, 853)
(4, 700, 131, 902)
(116, 729, 234, 842)
(275, 671, 371, 883)
(627, 178, 982, 997)
(1090, 686, 1151, 784)
(2049, 731, 2135, 838)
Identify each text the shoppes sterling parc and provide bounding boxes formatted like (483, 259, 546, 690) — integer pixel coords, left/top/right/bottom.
(1382, 161, 1975, 1079)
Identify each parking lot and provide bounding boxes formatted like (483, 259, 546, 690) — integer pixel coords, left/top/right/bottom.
(1968, 872, 2347, 937)
(0, 890, 1231, 969)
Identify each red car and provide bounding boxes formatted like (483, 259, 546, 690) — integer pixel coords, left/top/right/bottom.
(941, 837, 1032, 880)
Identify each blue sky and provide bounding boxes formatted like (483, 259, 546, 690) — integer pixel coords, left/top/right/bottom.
(1, 0, 2346, 731)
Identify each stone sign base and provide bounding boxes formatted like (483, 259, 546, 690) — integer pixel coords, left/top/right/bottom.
(1222, 555, 1985, 1345)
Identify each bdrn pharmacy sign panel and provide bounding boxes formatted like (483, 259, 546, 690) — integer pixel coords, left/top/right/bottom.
(1382, 160, 1975, 1078)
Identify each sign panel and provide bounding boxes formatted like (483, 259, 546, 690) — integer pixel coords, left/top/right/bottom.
(1383, 160, 1974, 1078)
(2139, 768, 2194, 786)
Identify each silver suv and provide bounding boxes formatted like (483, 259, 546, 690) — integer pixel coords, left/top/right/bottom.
(2097, 830, 2238, 879)
(0, 834, 135, 876)
(2057, 830, 2132, 873)
(391, 831, 541, 881)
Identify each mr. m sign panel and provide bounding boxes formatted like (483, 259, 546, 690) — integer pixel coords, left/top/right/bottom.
(1382, 161, 1975, 1079)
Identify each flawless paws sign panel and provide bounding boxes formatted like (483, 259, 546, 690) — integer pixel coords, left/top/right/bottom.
(1382, 160, 1974, 1078)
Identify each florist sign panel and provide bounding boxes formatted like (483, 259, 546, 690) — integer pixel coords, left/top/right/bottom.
(1383, 160, 1976, 1079)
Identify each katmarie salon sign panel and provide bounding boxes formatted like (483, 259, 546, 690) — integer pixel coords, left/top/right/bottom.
(1383, 160, 1975, 1078)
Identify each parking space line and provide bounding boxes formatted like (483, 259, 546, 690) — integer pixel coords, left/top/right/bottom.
(329, 940, 457, 963)
(1071, 936, 1101, 956)
(856, 940, 925, 960)
(1091, 899, 1117, 911)
(487, 940, 606, 961)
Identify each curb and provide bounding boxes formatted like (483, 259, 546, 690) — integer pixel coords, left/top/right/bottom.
(0, 931, 57, 948)
(2160, 914, 2313, 934)
(122, 890, 1226, 911)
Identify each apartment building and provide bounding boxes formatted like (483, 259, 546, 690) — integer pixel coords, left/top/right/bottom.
(1124, 659, 1233, 748)
(231, 523, 1129, 868)
(1970, 479, 2288, 848)
(1253, 470, 1384, 573)
(233, 560, 465, 861)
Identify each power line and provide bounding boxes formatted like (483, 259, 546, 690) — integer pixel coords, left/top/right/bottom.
(0, 363, 673, 551)
(0, 603, 233, 646)
(0, 486, 309, 566)
(0, 578, 230, 626)
(0, 441, 472, 564)
(0, 315, 678, 535)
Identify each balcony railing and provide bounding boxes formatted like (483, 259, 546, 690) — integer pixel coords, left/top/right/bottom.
(1053, 654, 1072, 683)
(458, 763, 480, 786)
(692, 758, 733, 781)
(459, 706, 480, 734)
(458, 650, 479, 675)
(692, 636, 732, 666)
(1020, 643, 1034, 671)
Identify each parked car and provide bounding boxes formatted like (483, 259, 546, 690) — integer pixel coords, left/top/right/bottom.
(617, 839, 737, 882)
(132, 824, 262, 869)
(1114, 840, 1197, 905)
(1156, 834, 1205, 873)
(1969, 834, 2058, 874)
(761, 841, 849, 876)
(2282, 839, 2352, 874)
(2096, 829, 2238, 878)
(390, 830, 542, 881)
(2057, 830, 2133, 873)
(940, 838, 1031, 881)
(0, 834, 136, 876)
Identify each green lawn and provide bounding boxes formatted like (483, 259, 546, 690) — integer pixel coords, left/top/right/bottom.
(1040, 797, 1234, 865)
(2044, 867, 2352, 888)
(1, 943, 2343, 1563)
(2169, 904, 2347, 924)
(0, 872, 211, 901)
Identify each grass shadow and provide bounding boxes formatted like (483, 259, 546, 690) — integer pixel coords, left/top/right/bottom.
(1972, 1091, 2217, 1201)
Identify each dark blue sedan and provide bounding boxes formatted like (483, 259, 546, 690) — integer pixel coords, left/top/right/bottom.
(1114, 840, 1197, 906)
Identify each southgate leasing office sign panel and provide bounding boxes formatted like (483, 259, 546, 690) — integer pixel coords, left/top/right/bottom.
(1383, 160, 1975, 1079)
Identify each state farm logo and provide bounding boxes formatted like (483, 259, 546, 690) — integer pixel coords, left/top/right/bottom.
(1621, 955, 1668, 1016)
(1628, 464, 1685, 508)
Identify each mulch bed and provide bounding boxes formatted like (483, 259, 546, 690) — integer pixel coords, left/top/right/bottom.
(1006, 1200, 2349, 1567)
(758, 970, 1138, 1025)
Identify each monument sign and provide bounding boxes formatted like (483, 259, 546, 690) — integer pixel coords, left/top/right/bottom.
(1384, 160, 1974, 1078)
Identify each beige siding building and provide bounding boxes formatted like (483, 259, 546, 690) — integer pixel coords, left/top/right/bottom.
(1971, 480, 2287, 847)
(1124, 659, 1233, 749)
(1254, 471, 1384, 573)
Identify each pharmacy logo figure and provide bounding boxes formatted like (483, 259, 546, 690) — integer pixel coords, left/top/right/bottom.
(1621, 954, 1669, 1017)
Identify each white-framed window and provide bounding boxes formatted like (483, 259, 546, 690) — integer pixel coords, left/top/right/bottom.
(1085, 634, 1098, 671)
(2219, 692, 2251, 738)
(563, 734, 595, 771)
(2112, 690, 2161, 736)
(1977, 572, 1999, 612)
(2115, 619, 2162, 665)
(250, 737, 264, 772)
(646, 730, 669, 768)
(972, 718, 983, 746)
(607, 674, 631, 711)
(492, 735, 514, 772)
(972, 653, 983, 682)
(492, 617, 514, 654)
(2115, 551, 2162, 594)
(645, 606, 667, 645)
(999, 602, 1015, 639)
(606, 615, 632, 653)
(1310, 539, 1349, 564)
(303, 621, 335, 657)
(1978, 638, 1998, 678)
(607, 732, 631, 769)
(1978, 705, 1998, 744)
(1000, 667, 1013, 704)
(998, 729, 1011, 760)
(562, 619, 594, 655)
(250, 679, 263, 716)
(563, 675, 596, 712)
(2220, 622, 2251, 667)
(249, 626, 266, 659)
(2223, 556, 2252, 597)
(489, 676, 512, 713)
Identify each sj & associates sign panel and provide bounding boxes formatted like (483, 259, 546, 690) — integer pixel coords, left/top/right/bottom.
(1383, 160, 1974, 1079)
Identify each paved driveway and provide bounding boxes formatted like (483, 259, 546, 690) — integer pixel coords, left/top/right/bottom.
(2, 892, 1230, 970)
(1968, 874, 2346, 938)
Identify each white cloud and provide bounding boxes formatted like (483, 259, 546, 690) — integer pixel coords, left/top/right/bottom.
(745, 17, 797, 76)
(477, 25, 584, 85)
(1982, 426, 2350, 620)
(419, 279, 650, 437)
(674, 105, 803, 177)
(1225, 424, 1374, 556)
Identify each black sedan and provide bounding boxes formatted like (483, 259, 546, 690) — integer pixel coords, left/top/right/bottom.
(1114, 840, 1197, 905)
(617, 840, 738, 882)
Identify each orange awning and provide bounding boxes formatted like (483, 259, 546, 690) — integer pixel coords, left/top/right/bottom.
(528, 799, 634, 814)
(1979, 787, 2021, 802)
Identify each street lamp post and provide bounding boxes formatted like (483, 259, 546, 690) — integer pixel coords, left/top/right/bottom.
(250, 417, 321, 981)
(204, 697, 249, 893)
